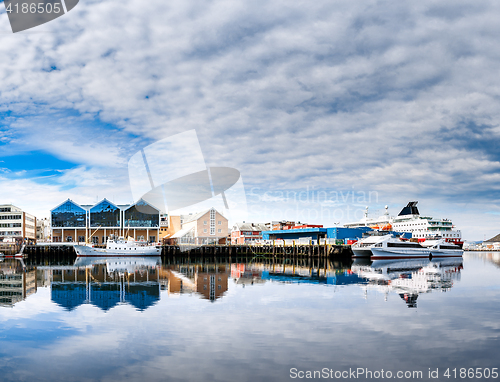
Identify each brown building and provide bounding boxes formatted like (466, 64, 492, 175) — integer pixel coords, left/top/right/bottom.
(166, 208, 229, 245)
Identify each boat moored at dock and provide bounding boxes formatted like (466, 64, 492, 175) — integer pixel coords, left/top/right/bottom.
(351, 234, 394, 258)
(74, 236, 161, 257)
(370, 236, 431, 259)
(426, 239, 463, 257)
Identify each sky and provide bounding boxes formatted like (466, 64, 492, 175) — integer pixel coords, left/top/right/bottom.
(1, 0, 500, 240)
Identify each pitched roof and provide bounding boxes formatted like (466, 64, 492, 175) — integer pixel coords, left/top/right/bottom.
(484, 233, 500, 243)
(232, 222, 270, 231)
(181, 208, 226, 224)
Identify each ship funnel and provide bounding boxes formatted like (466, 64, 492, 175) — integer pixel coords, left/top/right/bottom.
(398, 201, 419, 216)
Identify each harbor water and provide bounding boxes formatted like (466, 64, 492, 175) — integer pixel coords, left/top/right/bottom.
(0, 251, 499, 381)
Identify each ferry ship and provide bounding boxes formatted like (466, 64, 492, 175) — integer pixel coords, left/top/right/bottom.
(74, 236, 161, 257)
(351, 234, 393, 258)
(344, 201, 462, 244)
(369, 236, 463, 259)
(370, 236, 431, 259)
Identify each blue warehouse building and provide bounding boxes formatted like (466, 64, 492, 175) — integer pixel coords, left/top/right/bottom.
(262, 226, 410, 242)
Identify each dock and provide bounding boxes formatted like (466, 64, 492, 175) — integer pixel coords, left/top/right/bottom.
(0, 242, 21, 256)
(20, 242, 354, 259)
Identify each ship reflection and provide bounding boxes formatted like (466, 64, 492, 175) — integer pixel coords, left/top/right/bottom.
(352, 257, 463, 308)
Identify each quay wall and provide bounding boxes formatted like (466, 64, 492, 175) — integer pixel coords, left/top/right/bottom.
(21, 243, 354, 259)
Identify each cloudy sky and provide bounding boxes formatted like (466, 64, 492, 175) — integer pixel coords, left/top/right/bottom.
(1, 0, 500, 239)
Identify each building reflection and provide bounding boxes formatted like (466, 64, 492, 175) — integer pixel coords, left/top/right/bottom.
(352, 257, 463, 308)
(469, 251, 500, 268)
(158, 263, 229, 301)
(43, 257, 162, 311)
(230, 257, 362, 286)
(0, 259, 37, 307)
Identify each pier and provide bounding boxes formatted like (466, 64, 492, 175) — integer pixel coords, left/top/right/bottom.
(21, 242, 354, 260)
(0, 242, 21, 256)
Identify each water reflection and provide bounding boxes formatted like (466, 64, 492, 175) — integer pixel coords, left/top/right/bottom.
(44, 257, 161, 311)
(3, 252, 470, 310)
(159, 264, 229, 301)
(352, 257, 463, 308)
(0, 258, 37, 306)
(231, 259, 365, 286)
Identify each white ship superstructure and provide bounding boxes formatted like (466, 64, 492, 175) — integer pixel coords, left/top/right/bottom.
(345, 201, 462, 243)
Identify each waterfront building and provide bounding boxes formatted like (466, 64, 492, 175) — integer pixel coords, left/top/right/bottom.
(50, 198, 160, 244)
(0, 204, 37, 244)
(480, 234, 500, 250)
(167, 208, 228, 245)
(263, 226, 370, 242)
(231, 222, 270, 244)
(272, 221, 296, 230)
(36, 218, 51, 242)
(159, 215, 180, 242)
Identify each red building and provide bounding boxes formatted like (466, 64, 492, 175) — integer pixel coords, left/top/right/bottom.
(231, 222, 270, 244)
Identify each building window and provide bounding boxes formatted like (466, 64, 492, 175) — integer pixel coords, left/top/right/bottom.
(204, 228, 207, 233)
(218, 221, 221, 225)
(218, 229, 222, 233)
(204, 221, 207, 225)
(51, 200, 86, 228)
(210, 209, 216, 235)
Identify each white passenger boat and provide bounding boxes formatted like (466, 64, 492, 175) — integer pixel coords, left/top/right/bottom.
(351, 234, 393, 258)
(370, 236, 430, 259)
(426, 239, 463, 257)
(74, 236, 161, 257)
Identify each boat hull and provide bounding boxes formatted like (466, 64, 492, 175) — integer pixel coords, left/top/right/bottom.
(352, 247, 373, 258)
(370, 247, 431, 260)
(74, 245, 161, 257)
(429, 249, 463, 257)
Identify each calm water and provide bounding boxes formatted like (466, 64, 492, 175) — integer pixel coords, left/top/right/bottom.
(1, 252, 499, 382)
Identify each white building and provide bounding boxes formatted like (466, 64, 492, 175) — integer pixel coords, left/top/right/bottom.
(36, 218, 51, 242)
(0, 204, 37, 243)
